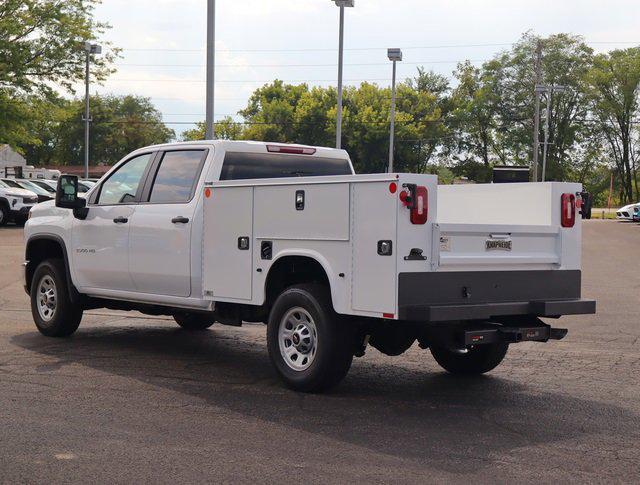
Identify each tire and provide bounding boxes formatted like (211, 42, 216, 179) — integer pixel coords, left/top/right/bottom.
(369, 324, 416, 356)
(267, 284, 354, 393)
(173, 313, 215, 331)
(430, 342, 508, 375)
(0, 204, 8, 227)
(30, 259, 83, 338)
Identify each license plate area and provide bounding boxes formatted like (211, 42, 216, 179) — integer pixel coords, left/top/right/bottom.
(485, 238, 512, 251)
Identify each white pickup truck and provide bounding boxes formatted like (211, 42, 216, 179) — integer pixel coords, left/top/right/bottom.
(24, 141, 595, 392)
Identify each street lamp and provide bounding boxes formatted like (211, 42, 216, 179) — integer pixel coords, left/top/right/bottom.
(333, 0, 354, 149)
(84, 42, 102, 180)
(535, 84, 567, 182)
(387, 48, 402, 173)
(205, 0, 215, 140)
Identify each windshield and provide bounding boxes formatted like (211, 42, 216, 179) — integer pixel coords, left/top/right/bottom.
(2, 179, 23, 189)
(31, 180, 56, 193)
(16, 180, 49, 196)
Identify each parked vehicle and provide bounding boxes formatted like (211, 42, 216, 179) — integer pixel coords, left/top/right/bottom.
(2, 178, 53, 203)
(28, 180, 57, 195)
(633, 206, 640, 222)
(616, 203, 640, 221)
(38, 179, 93, 197)
(0, 179, 38, 226)
(23, 141, 596, 392)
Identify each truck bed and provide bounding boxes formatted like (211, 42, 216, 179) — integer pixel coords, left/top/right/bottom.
(202, 174, 594, 322)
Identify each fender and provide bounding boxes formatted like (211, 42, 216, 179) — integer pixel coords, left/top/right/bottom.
(265, 248, 344, 313)
(25, 234, 82, 304)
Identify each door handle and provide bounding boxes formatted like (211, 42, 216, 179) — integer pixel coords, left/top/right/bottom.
(113, 216, 128, 224)
(171, 216, 190, 224)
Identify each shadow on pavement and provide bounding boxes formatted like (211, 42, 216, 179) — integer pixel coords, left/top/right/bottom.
(12, 325, 639, 472)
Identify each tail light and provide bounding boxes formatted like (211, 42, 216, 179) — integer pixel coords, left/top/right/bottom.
(561, 193, 576, 228)
(400, 185, 428, 224)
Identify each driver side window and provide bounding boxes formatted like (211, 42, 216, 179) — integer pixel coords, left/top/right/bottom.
(97, 153, 152, 205)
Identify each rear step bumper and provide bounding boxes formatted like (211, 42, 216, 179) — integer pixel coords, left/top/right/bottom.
(400, 299, 596, 322)
(464, 324, 568, 346)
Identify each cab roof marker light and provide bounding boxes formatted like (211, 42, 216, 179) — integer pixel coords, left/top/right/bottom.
(266, 145, 316, 155)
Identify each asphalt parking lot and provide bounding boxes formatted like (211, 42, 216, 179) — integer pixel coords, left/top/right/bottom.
(0, 221, 638, 483)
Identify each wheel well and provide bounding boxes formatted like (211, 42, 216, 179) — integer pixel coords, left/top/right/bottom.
(25, 238, 66, 294)
(264, 256, 331, 308)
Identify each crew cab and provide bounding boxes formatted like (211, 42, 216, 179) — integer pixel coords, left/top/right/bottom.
(0, 179, 38, 226)
(23, 141, 595, 392)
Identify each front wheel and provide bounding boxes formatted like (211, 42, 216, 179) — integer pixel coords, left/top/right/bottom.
(430, 342, 508, 375)
(267, 284, 354, 393)
(30, 259, 83, 337)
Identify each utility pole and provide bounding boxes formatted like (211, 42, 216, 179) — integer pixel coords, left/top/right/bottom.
(541, 88, 552, 182)
(540, 85, 566, 182)
(83, 42, 101, 180)
(387, 48, 403, 172)
(532, 41, 542, 182)
(333, 1, 354, 149)
(205, 0, 215, 139)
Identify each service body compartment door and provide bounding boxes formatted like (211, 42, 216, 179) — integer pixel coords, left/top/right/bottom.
(351, 182, 397, 315)
(203, 186, 253, 300)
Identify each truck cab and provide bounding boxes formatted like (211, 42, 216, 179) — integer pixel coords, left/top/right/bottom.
(23, 141, 595, 392)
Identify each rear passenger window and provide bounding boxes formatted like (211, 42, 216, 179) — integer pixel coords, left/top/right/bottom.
(220, 152, 353, 180)
(148, 150, 206, 203)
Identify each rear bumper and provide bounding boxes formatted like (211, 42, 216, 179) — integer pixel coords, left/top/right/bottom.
(398, 270, 596, 322)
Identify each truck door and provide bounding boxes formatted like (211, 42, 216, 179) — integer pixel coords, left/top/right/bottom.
(128, 149, 208, 297)
(72, 153, 154, 291)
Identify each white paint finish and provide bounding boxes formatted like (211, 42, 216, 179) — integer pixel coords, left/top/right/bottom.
(438, 183, 554, 226)
(24, 140, 587, 323)
(203, 186, 253, 300)
(237, 241, 351, 314)
(254, 183, 350, 240)
(128, 203, 195, 297)
(70, 205, 136, 291)
(394, 174, 439, 276)
(351, 181, 397, 315)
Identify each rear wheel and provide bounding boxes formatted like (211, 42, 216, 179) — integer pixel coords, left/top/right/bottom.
(430, 343, 508, 375)
(30, 259, 83, 337)
(173, 313, 215, 331)
(0, 204, 8, 226)
(267, 284, 354, 393)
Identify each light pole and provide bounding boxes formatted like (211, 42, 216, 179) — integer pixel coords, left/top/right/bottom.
(84, 42, 101, 180)
(387, 48, 402, 173)
(538, 84, 567, 182)
(205, 0, 216, 139)
(333, 0, 354, 149)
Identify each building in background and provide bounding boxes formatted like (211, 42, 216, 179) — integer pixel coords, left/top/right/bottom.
(0, 145, 26, 171)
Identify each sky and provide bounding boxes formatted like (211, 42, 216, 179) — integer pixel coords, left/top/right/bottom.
(85, 0, 639, 137)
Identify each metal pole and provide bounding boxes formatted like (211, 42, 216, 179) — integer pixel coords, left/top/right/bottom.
(84, 50, 90, 180)
(336, 5, 345, 149)
(532, 41, 542, 182)
(205, 0, 216, 139)
(388, 60, 397, 173)
(542, 89, 552, 182)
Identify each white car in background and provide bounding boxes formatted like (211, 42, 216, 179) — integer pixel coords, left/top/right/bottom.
(616, 203, 640, 221)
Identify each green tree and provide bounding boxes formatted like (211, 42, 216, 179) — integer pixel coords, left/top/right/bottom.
(20, 95, 174, 166)
(585, 47, 640, 202)
(482, 33, 594, 178)
(182, 117, 247, 141)
(0, 0, 116, 93)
